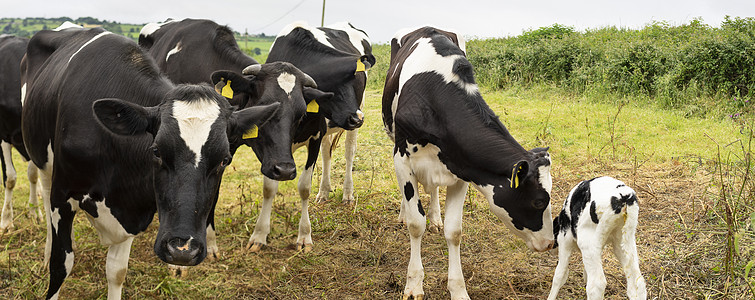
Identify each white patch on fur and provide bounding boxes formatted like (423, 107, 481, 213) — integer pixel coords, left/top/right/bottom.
(405, 142, 459, 188)
(277, 72, 296, 95)
(64, 250, 74, 278)
(140, 19, 182, 37)
(20, 83, 26, 106)
(53, 21, 82, 31)
(82, 195, 133, 245)
(69, 31, 112, 64)
(539, 164, 553, 194)
(165, 41, 182, 62)
(398, 37, 478, 96)
(173, 99, 221, 167)
(274, 21, 335, 50)
(327, 22, 370, 55)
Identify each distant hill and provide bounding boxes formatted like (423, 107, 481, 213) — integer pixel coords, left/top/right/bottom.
(0, 17, 273, 61)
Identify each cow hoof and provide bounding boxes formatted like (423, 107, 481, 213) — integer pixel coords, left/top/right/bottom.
(169, 265, 190, 278)
(296, 243, 313, 253)
(403, 294, 423, 300)
(247, 242, 265, 253)
(0, 222, 14, 233)
(342, 196, 355, 205)
(207, 251, 220, 261)
(427, 223, 442, 234)
(315, 193, 329, 203)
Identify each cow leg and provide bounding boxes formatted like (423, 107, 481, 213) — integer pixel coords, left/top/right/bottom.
(46, 195, 77, 300)
(105, 236, 134, 299)
(315, 133, 334, 203)
(548, 238, 575, 300)
(27, 162, 44, 222)
(578, 230, 607, 300)
(295, 137, 322, 252)
(1, 141, 17, 230)
(426, 186, 442, 233)
(395, 152, 425, 300)
(247, 176, 277, 252)
(341, 128, 358, 203)
(611, 220, 646, 299)
(444, 180, 470, 300)
(205, 188, 220, 260)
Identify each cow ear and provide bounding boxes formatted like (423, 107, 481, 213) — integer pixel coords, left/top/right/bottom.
(93, 98, 159, 136)
(356, 55, 374, 73)
(302, 86, 334, 114)
(510, 160, 530, 189)
(211, 71, 254, 100)
(230, 102, 280, 139)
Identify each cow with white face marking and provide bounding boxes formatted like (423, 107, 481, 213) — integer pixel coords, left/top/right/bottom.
(549, 177, 647, 300)
(383, 26, 555, 300)
(138, 18, 336, 257)
(239, 21, 375, 253)
(0, 34, 44, 231)
(21, 26, 284, 299)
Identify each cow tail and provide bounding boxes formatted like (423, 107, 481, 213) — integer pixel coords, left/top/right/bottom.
(329, 130, 345, 156)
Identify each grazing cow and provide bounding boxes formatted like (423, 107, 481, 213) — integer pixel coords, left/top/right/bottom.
(382, 26, 555, 300)
(1, 34, 44, 230)
(240, 21, 375, 253)
(549, 176, 647, 300)
(138, 18, 337, 256)
(21, 26, 284, 299)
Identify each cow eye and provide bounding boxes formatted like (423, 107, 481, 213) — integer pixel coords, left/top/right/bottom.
(220, 156, 231, 168)
(533, 199, 548, 210)
(151, 146, 161, 158)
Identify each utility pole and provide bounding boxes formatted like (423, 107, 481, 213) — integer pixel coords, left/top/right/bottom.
(321, 0, 326, 26)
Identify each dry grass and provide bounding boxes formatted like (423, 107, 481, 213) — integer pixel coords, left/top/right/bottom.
(1, 88, 753, 299)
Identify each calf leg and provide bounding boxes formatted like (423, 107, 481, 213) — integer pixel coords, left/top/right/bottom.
(548, 238, 575, 300)
(395, 153, 425, 300)
(444, 180, 470, 300)
(105, 236, 135, 299)
(341, 128, 358, 203)
(248, 176, 277, 252)
(578, 231, 607, 300)
(611, 215, 646, 299)
(1, 141, 17, 230)
(426, 186, 442, 233)
(27, 163, 44, 222)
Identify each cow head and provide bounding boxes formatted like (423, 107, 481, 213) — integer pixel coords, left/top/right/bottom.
(92, 85, 279, 266)
(486, 147, 554, 252)
(210, 62, 333, 180)
(301, 55, 373, 130)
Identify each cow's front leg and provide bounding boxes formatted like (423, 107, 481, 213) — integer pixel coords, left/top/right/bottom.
(205, 189, 220, 260)
(341, 128, 358, 203)
(105, 236, 135, 299)
(444, 180, 470, 300)
(315, 133, 334, 203)
(1, 141, 17, 230)
(46, 196, 77, 300)
(395, 152, 425, 300)
(247, 176, 277, 252)
(295, 137, 321, 252)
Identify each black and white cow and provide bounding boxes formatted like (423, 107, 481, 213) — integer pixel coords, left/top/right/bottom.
(382, 26, 555, 299)
(244, 21, 375, 252)
(138, 18, 337, 256)
(549, 176, 646, 300)
(0, 34, 44, 230)
(20, 26, 286, 299)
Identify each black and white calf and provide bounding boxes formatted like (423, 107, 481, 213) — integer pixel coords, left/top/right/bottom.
(21, 26, 281, 299)
(383, 26, 554, 300)
(139, 18, 333, 259)
(549, 176, 647, 300)
(0, 34, 44, 230)
(244, 21, 375, 252)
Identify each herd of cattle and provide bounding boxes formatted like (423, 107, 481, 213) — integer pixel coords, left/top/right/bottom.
(0, 19, 646, 299)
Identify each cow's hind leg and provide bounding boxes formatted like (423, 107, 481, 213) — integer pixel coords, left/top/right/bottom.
(46, 194, 77, 300)
(395, 152, 425, 300)
(426, 186, 442, 233)
(27, 162, 44, 222)
(247, 176, 277, 252)
(341, 128, 358, 203)
(548, 237, 575, 300)
(1, 141, 17, 230)
(315, 133, 334, 203)
(444, 180, 470, 300)
(106, 236, 135, 299)
(612, 207, 646, 299)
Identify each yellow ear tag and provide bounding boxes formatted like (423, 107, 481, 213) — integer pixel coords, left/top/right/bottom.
(355, 60, 366, 73)
(242, 125, 258, 139)
(306, 100, 319, 113)
(510, 165, 521, 189)
(221, 80, 234, 98)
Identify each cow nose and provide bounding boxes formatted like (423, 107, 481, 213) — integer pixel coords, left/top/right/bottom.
(166, 237, 202, 265)
(347, 113, 364, 129)
(272, 163, 296, 180)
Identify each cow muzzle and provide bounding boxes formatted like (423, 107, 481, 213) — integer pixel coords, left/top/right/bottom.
(163, 237, 204, 266)
(271, 162, 297, 181)
(345, 110, 364, 130)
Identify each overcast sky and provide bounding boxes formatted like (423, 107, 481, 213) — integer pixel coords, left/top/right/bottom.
(4, 0, 755, 42)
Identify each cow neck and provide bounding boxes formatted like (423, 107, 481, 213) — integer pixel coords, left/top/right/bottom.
(437, 94, 529, 185)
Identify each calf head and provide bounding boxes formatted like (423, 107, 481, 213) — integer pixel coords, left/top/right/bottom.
(211, 62, 333, 180)
(488, 147, 555, 252)
(92, 85, 279, 266)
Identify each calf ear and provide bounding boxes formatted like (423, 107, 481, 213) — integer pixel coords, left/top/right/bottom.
(230, 102, 281, 139)
(360, 54, 376, 70)
(302, 87, 334, 113)
(211, 71, 254, 100)
(93, 98, 159, 136)
(510, 160, 530, 189)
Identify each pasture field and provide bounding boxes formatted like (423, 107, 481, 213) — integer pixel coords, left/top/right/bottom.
(1, 84, 753, 298)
